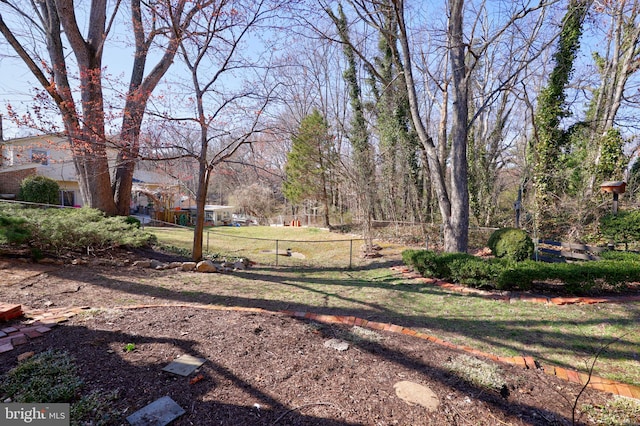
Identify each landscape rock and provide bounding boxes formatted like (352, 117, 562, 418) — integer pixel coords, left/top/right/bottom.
(17, 351, 35, 362)
(393, 381, 439, 411)
(196, 260, 218, 273)
(150, 259, 165, 270)
(181, 262, 197, 272)
(324, 338, 349, 351)
(132, 260, 151, 268)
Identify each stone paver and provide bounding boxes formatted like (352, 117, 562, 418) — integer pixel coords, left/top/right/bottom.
(126, 396, 185, 426)
(394, 381, 439, 411)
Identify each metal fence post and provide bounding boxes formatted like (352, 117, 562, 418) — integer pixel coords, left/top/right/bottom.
(275, 240, 279, 267)
(207, 231, 209, 253)
(349, 239, 353, 269)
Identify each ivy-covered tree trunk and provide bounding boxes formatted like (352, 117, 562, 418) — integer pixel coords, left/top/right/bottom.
(530, 0, 590, 231)
(582, 2, 640, 193)
(328, 5, 377, 248)
(367, 2, 424, 225)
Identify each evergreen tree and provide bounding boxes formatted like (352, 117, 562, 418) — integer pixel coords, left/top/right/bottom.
(283, 110, 335, 227)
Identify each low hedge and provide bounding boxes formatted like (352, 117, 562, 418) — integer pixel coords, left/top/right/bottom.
(402, 249, 640, 294)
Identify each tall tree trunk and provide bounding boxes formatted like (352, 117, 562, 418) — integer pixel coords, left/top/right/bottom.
(447, 0, 470, 252)
(113, 0, 189, 215)
(394, 1, 456, 250)
(56, 0, 117, 214)
(192, 162, 210, 262)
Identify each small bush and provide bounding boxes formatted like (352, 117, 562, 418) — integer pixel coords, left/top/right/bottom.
(0, 349, 123, 425)
(402, 249, 473, 280)
(487, 227, 534, 261)
(448, 256, 504, 289)
(600, 210, 640, 249)
(445, 354, 507, 393)
(125, 216, 141, 228)
(18, 175, 60, 204)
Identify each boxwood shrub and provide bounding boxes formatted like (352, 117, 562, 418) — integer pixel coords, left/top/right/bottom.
(402, 249, 640, 294)
(487, 227, 534, 261)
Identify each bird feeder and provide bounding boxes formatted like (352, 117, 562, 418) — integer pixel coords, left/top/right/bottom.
(600, 181, 626, 215)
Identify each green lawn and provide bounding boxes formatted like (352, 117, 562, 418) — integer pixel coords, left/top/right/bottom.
(148, 225, 381, 268)
(147, 225, 640, 387)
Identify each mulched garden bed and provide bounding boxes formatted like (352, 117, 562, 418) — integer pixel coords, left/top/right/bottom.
(1, 306, 613, 425)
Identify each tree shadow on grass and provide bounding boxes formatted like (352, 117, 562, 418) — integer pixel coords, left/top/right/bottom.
(40, 265, 640, 385)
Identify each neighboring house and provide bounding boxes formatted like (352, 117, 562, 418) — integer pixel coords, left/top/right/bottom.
(0, 133, 237, 225)
(0, 134, 80, 206)
(0, 134, 183, 212)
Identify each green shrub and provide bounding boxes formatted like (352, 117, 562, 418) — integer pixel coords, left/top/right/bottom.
(495, 260, 539, 290)
(0, 215, 31, 244)
(600, 210, 640, 249)
(403, 247, 640, 294)
(0, 205, 155, 254)
(0, 349, 123, 424)
(487, 227, 534, 261)
(0, 350, 82, 403)
(125, 216, 141, 228)
(18, 175, 60, 204)
(401, 249, 472, 280)
(600, 250, 640, 262)
(448, 257, 503, 289)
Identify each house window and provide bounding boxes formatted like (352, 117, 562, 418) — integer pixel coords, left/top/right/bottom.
(60, 190, 75, 207)
(31, 149, 49, 165)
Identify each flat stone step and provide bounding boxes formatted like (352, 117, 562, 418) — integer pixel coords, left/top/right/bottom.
(126, 396, 185, 426)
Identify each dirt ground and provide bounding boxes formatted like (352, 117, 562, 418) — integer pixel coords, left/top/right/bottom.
(0, 248, 630, 425)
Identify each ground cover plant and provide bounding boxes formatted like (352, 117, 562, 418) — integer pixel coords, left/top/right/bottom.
(0, 225, 638, 424)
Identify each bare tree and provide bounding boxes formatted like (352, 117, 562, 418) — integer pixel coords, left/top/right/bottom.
(0, 0, 197, 214)
(337, 0, 556, 251)
(147, 0, 281, 260)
